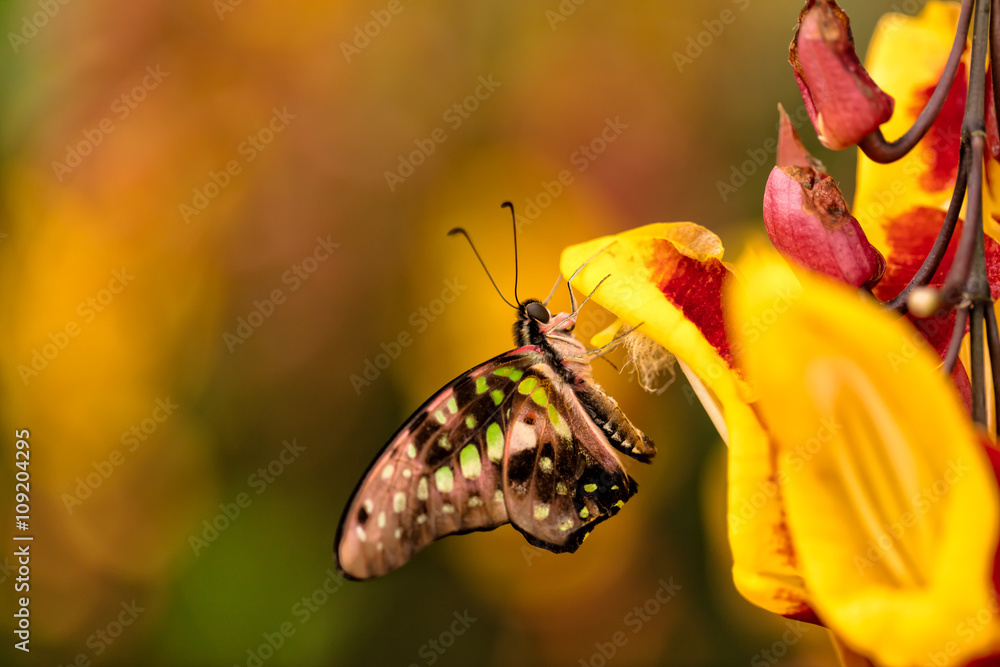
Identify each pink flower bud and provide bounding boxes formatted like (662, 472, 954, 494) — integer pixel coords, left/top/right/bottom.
(790, 0, 895, 150)
(776, 103, 824, 171)
(763, 165, 885, 288)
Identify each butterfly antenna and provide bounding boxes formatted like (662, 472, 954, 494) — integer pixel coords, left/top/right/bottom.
(447, 227, 518, 309)
(501, 201, 521, 306)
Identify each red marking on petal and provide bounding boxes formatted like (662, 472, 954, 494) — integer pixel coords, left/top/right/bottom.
(872, 207, 1000, 301)
(782, 608, 824, 627)
(873, 207, 955, 301)
(872, 207, 1000, 401)
(912, 61, 967, 193)
(645, 239, 735, 369)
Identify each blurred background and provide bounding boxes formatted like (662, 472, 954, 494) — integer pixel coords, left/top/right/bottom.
(0, 1, 910, 665)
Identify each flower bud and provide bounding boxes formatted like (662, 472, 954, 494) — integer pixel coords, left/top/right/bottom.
(763, 165, 885, 288)
(790, 0, 895, 150)
(776, 103, 824, 171)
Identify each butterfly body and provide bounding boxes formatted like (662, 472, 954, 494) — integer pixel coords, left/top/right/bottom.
(336, 298, 655, 580)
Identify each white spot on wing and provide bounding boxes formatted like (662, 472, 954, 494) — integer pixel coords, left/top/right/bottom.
(393, 492, 406, 513)
(508, 421, 538, 454)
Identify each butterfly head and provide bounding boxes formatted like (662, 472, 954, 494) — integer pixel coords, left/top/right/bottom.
(515, 298, 579, 348)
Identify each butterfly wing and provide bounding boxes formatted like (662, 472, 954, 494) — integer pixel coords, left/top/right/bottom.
(336, 348, 544, 580)
(502, 363, 638, 552)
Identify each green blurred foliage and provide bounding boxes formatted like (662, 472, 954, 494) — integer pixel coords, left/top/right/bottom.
(0, 0, 908, 665)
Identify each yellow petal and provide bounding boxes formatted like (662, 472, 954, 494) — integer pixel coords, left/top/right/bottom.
(561, 226, 813, 617)
(729, 249, 1000, 667)
(855, 3, 971, 246)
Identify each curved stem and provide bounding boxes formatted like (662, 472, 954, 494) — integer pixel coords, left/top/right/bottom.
(972, 302, 988, 425)
(985, 303, 1000, 433)
(886, 144, 970, 313)
(858, 0, 973, 163)
(944, 305, 971, 374)
(942, 135, 985, 300)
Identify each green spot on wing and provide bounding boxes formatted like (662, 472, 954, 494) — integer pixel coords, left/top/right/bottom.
(508, 369, 523, 382)
(547, 404, 559, 426)
(434, 410, 447, 425)
(459, 445, 482, 479)
(465, 415, 477, 429)
(580, 507, 590, 519)
(491, 389, 504, 406)
(475, 377, 488, 394)
(434, 466, 454, 493)
(486, 423, 504, 462)
(494, 367, 512, 377)
(584, 483, 597, 493)
(531, 387, 548, 407)
(517, 377, 539, 395)
(446, 397, 458, 414)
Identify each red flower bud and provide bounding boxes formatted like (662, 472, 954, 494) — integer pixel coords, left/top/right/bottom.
(763, 165, 885, 288)
(790, 0, 895, 150)
(776, 103, 824, 171)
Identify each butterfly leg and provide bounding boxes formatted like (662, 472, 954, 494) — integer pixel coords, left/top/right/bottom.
(564, 241, 615, 313)
(566, 321, 642, 362)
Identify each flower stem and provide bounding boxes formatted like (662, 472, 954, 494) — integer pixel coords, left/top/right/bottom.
(944, 305, 971, 374)
(944, 0, 993, 428)
(886, 144, 969, 313)
(985, 303, 1000, 426)
(972, 301, 987, 424)
(858, 0, 974, 163)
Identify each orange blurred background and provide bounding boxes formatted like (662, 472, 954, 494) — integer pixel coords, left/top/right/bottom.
(0, 1, 905, 665)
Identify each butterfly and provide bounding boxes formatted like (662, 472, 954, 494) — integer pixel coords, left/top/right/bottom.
(335, 205, 656, 580)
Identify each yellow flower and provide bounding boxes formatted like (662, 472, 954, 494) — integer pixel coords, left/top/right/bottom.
(562, 228, 1000, 667)
(561, 224, 813, 620)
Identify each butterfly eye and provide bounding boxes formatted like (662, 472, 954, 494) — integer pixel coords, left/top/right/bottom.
(526, 302, 550, 323)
